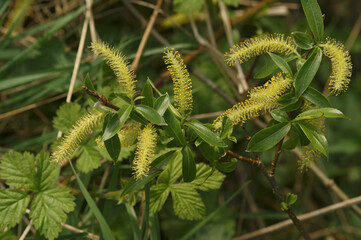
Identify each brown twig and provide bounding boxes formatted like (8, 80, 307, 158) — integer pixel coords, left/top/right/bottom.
(234, 195, 361, 240)
(269, 138, 284, 176)
(82, 86, 120, 111)
(225, 150, 260, 165)
(131, 0, 163, 71)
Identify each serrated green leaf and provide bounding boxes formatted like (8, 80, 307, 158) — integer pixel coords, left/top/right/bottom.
(301, 0, 324, 42)
(293, 108, 347, 122)
(189, 163, 225, 191)
(0, 152, 37, 191)
(247, 123, 291, 152)
(303, 87, 331, 107)
(185, 121, 227, 147)
(271, 109, 290, 123)
(295, 47, 322, 98)
(104, 134, 121, 161)
(163, 110, 186, 146)
(154, 93, 170, 116)
(30, 187, 75, 240)
(173, 0, 204, 13)
(268, 53, 293, 76)
(142, 80, 154, 107)
(135, 105, 167, 125)
(149, 184, 170, 213)
(35, 151, 59, 191)
(170, 183, 205, 220)
(291, 32, 314, 49)
(182, 146, 196, 182)
(159, 150, 182, 184)
(53, 103, 84, 132)
(76, 145, 101, 173)
(297, 122, 328, 157)
(100, 104, 132, 141)
(0, 189, 30, 230)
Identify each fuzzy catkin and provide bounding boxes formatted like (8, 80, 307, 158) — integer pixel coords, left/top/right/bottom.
(213, 73, 292, 130)
(91, 41, 137, 99)
(319, 38, 352, 95)
(163, 48, 193, 114)
(225, 34, 299, 66)
(133, 124, 157, 180)
(52, 111, 104, 164)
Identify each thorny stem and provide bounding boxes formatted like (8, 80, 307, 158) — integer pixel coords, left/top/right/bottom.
(269, 138, 284, 176)
(82, 86, 120, 111)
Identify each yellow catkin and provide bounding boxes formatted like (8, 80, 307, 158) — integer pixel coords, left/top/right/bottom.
(225, 34, 299, 66)
(163, 48, 193, 114)
(52, 111, 104, 164)
(118, 123, 141, 147)
(213, 73, 293, 130)
(319, 38, 352, 95)
(133, 124, 157, 180)
(90, 41, 137, 99)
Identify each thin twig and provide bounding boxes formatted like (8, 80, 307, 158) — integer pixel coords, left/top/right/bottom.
(269, 138, 284, 176)
(234, 195, 361, 240)
(203, 2, 217, 47)
(345, 12, 361, 49)
(19, 219, 33, 240)
(85, 0, 97, 43)
(82, 86, 120, 111)
(226, 150, 261, 165)
(187, 111, 223, 120)
(131, 0, 163, 71)
(218, 0, 248, 93)
(61, 223, 100, 240)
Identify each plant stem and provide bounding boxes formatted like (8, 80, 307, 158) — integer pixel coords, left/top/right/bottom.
(82, 86, 120, 111)
(269, 139, 284, 176)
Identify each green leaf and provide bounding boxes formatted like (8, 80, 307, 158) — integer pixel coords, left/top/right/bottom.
(0, 189, 30, 230)
(142, 80, 154, 107)
(53, 103, 84, 132)
(170, 183, 205, 220)
(159, 150, 182, 184)
(282, 128, 300, 150)
(185, 121, 227, 147)
(286, 193, 298, 206)
(297, 122, 328, 157)
(189, 163, 225, 191)
(271, 109, 290, 123)
(83, 73, 96, 91)
(291, 32, 314, 49)
(268, 53, 293, 76)
(182, 146, 196, 182)
(301, 0, 324, 42)
(100, 104, 132, 141)
(198, 142, 217, 163)
(293, 108, 347, 122)
(120, 172, 159, 199)
(0, 152, 37, 191)
(149, 184, 170, 213)
(104, 134, 121, 161)
(154, 93, 170, 116)
(215, 159, 237, 173)
(30, 187, 75, 240)
(135, 105, 167, 125)
(124, 204, 141, 240)
(35, 151, 59, 191)
(295, 47, 322, 98)
(280, 98, 303, 112)
(163, 110, 186, 146)
(76, 145, 101, 173)
(293, 124, 310, 146)
(222, 0, 240, 7)
(247, 123, 291, 152)
(277, 91, 297, 106)
(173, 0, 204, 13)
(220, 116, 234, 140)
(303, 87, 331, 108)
(69, 162, 115, 240)
(254, 55, 297, 79)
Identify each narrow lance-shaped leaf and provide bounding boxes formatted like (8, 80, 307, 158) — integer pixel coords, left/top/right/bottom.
(182, 146, 196, 182)
(185, 121, 227, 147)
(135, 105, 167, 126)
(104, 134, 121, 161)
(303, 87, 331, 108)
(297, 122, 328, 157)
(293, 108, 347, 122)
(268, 53, 293, 76)
(295, 47, 322, 98)
(301, 0, 324, 42)
(247, 122, 291, 152)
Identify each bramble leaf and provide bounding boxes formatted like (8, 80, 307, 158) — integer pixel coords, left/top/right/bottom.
(53, 103, 84, 132)
(0, 189, 30, 230)
(30, 187, 75, 240)
(170, 183, 205, 220)
(76, 144, 101, 173)
(35, 151, 59, 191)
(189, 163, 225, 191)
(149, 184, 170, 213)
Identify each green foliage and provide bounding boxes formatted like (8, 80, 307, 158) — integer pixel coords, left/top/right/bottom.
(173, 0, 204, 13)
(53, 103, 84, 132)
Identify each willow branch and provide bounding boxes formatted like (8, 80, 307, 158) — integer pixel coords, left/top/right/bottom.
(82, 86, 120, 111)
(269, 138, 284, 176)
